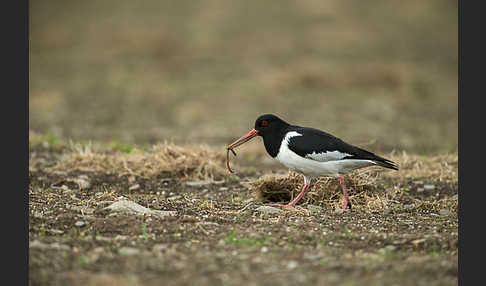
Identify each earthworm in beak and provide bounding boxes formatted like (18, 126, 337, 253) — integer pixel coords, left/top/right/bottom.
(225, 129, 259, 173)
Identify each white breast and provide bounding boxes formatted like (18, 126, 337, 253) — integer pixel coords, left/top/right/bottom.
(275, 131, 376, 177)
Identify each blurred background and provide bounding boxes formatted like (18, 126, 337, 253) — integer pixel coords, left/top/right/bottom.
(30, 0, 457, 155)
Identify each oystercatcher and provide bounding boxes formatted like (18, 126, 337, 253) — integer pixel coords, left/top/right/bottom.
(226, 114, 398, 211)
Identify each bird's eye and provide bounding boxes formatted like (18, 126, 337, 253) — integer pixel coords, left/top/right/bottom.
(260, 120, 268, 127)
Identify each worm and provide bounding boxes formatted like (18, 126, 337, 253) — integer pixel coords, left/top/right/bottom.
(226, 148, 237, 173)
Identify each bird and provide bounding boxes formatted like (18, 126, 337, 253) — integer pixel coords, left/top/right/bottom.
(226, 114, 398, 211)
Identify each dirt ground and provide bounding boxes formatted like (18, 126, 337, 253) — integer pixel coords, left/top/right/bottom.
(29, 136, 458, 286)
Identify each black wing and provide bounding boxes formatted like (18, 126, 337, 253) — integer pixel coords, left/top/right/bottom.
(287, 126, 398, 170)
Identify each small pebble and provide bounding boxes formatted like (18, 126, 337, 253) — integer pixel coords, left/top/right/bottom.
(185, 181, 211, 187)
(403, 204, 414, 210)
(152, 244, 169, 253)
(201, 222, 219, 226)
(424, 184, 435, 191)
(307, 205, 323, 212)
(75, 177, 91, 189)
(256, 206, 282, 214)
(118, 247, 140, 256)
(168, 195, 182, 201)
(61, 185, 71, 192)
(304, 254, 322, 261)
(74, 221, 86, 227)
(287, 261, 298, 270)
(129, 184, 140, 191)
(439, 209, 452, 216)
(30, 240, 70, 251)
(411, 238, 427, 245)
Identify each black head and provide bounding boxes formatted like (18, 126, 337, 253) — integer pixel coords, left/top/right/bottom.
(226, 114, 291, 158)
(254, 114, 289, 137)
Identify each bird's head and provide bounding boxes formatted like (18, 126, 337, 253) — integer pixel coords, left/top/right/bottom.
(253, 114, 288, 137)
(226, 114, 288, 150)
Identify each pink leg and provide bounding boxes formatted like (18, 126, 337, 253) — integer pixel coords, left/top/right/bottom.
(269, 184, 310, 208)
(339, 175, 351, 210)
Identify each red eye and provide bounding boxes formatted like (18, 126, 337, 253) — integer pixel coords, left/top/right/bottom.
(261, 120, 268, 127)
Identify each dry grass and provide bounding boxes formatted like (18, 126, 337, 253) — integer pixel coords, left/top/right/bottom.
(45, 141, 229, 181)
(252, 169, 384, 210)
(31, 132, 458, 212)
(33, 131, 458, 202)
(382, 151, 458, 183)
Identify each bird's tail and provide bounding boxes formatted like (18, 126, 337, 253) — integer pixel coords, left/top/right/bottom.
(373, 157, 399, 171)
(350, 145, 399, 171)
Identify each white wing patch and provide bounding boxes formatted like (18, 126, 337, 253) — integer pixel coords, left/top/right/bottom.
(305, 150, 352, 162)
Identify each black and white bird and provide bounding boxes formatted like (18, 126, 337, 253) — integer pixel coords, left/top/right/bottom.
(226, 114, 398, 211)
